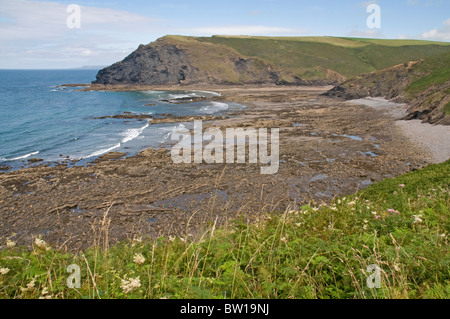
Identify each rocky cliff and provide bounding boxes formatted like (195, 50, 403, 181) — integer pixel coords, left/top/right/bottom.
(325, 52, 450, 125)
(94, 36, 283, 86)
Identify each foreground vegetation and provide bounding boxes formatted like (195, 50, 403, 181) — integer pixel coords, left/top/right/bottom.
(0, 161, 449, 299)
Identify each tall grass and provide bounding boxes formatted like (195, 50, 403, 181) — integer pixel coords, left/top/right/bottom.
(0, 161, 448, 299)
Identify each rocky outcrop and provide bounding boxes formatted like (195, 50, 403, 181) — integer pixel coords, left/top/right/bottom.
(94, 36, 283, 86)
(325, 56, 450, 125)
(94, 40, 198, 85)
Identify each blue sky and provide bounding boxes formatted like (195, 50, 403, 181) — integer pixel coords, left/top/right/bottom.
(0, 0, 449, 68)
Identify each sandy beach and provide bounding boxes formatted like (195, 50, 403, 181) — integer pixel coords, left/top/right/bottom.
(347, 97, 450, 164)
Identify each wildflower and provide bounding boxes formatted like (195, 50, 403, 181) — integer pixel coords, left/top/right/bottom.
(41, 287, 49, 295)
(371, 211, 377, 215)
(388, 209, 400, 214)
(374, 215, 381, 220)
(312, 207, 319, 212)
(330, 206, 337, 211)
(398, 184, 405, 188)
(133, 253, 145, 265)
(23, 278, 36, 291)
(295, 223, 302, 228)
(337, 199, 342, 204)
(6, 239, 15, 249)
(168, 235, 176, 242)
(120, 276, 141, 294)
(132, 236, 142, 243)
(393, 263, 401, 272)
(280, 237, 288, 244)
(412, 215, 423, 224)
(393, 191, 398, 195)
(348, 201, 356, 206)
(34, 237, 48, 250)
(0, 268, 10, 275)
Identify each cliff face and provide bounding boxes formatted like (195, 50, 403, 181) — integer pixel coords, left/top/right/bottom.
(93, 37, 282, 86)
(94, 41, 195, 85)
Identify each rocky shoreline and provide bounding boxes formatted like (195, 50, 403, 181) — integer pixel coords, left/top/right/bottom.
(0, 86, 438, 251)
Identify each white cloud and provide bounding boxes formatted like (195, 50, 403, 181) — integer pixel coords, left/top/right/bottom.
(421, 18, 450, 41)
(0, 0, 164, 68)
(187, 25, 307, 36)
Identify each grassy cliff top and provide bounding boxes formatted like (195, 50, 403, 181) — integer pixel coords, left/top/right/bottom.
(159, 35, 450, 81)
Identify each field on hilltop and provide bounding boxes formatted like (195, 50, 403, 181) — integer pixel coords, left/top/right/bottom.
(195, 35, 450, 82)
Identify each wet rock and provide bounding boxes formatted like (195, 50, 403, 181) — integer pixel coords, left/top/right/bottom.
(28, 158, 43, 163)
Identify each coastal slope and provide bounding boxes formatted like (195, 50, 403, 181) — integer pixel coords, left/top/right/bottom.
(325, 52, 450, 125)
(93, 35, 450, 86)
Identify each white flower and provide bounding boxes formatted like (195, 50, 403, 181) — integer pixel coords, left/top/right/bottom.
(34, 238, 47, 249)
(26, 278, 36, 290)
(133, 253, 145, 265)
(6, 240, 15, 248)
(120, 276, 141, 294)
(0, 268, 10, 275)
(280, 237, 288, 243)
(168, 235, 176, 242)
(330, 207, 337, 211)
(295, 223, 302, 228)
(41, 287, 49, 295)
(132, 236, 142, 243)
(412, 215, 423, 224)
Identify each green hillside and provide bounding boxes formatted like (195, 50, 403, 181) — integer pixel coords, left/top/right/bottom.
(95, 35, 450, 86)
(194, 35, 450, 81)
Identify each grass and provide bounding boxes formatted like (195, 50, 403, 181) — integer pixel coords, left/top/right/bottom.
(341, 37, 450, 47)
(193, 36, 450, 80)
(445, 102, 450, 115)
(406, 52, 450, 95)
(0, 160, 449, 299)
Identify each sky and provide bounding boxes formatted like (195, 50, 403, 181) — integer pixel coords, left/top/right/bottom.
(0, 0, 449, 69)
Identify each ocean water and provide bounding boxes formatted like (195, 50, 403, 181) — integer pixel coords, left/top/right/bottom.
(0, 70, 242, 170)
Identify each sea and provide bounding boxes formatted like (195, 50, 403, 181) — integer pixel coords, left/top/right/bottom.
(0, 70, 243, 171)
